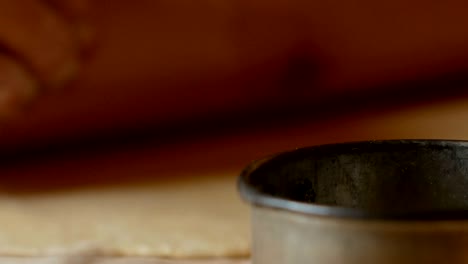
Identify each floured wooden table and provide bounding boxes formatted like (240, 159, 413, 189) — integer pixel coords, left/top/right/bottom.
(1, 258, 250, 263)
(0, 147, 251, 263)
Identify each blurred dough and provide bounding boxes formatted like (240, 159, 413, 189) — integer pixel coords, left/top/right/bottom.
(0, 175, 250, 258)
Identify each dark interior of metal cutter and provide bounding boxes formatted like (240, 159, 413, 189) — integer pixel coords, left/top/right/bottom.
(245, 140, 468, 217)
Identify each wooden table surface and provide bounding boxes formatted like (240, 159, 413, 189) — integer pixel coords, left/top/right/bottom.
(2, 258, 250, 264)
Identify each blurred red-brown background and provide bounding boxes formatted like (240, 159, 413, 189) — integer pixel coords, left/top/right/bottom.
(1, 0, 468, 190)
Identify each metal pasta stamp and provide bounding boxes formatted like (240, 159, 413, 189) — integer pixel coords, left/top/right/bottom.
(238, 140, 468, 264)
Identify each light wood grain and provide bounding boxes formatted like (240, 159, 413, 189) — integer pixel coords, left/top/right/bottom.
(0, 257, 250, 264)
